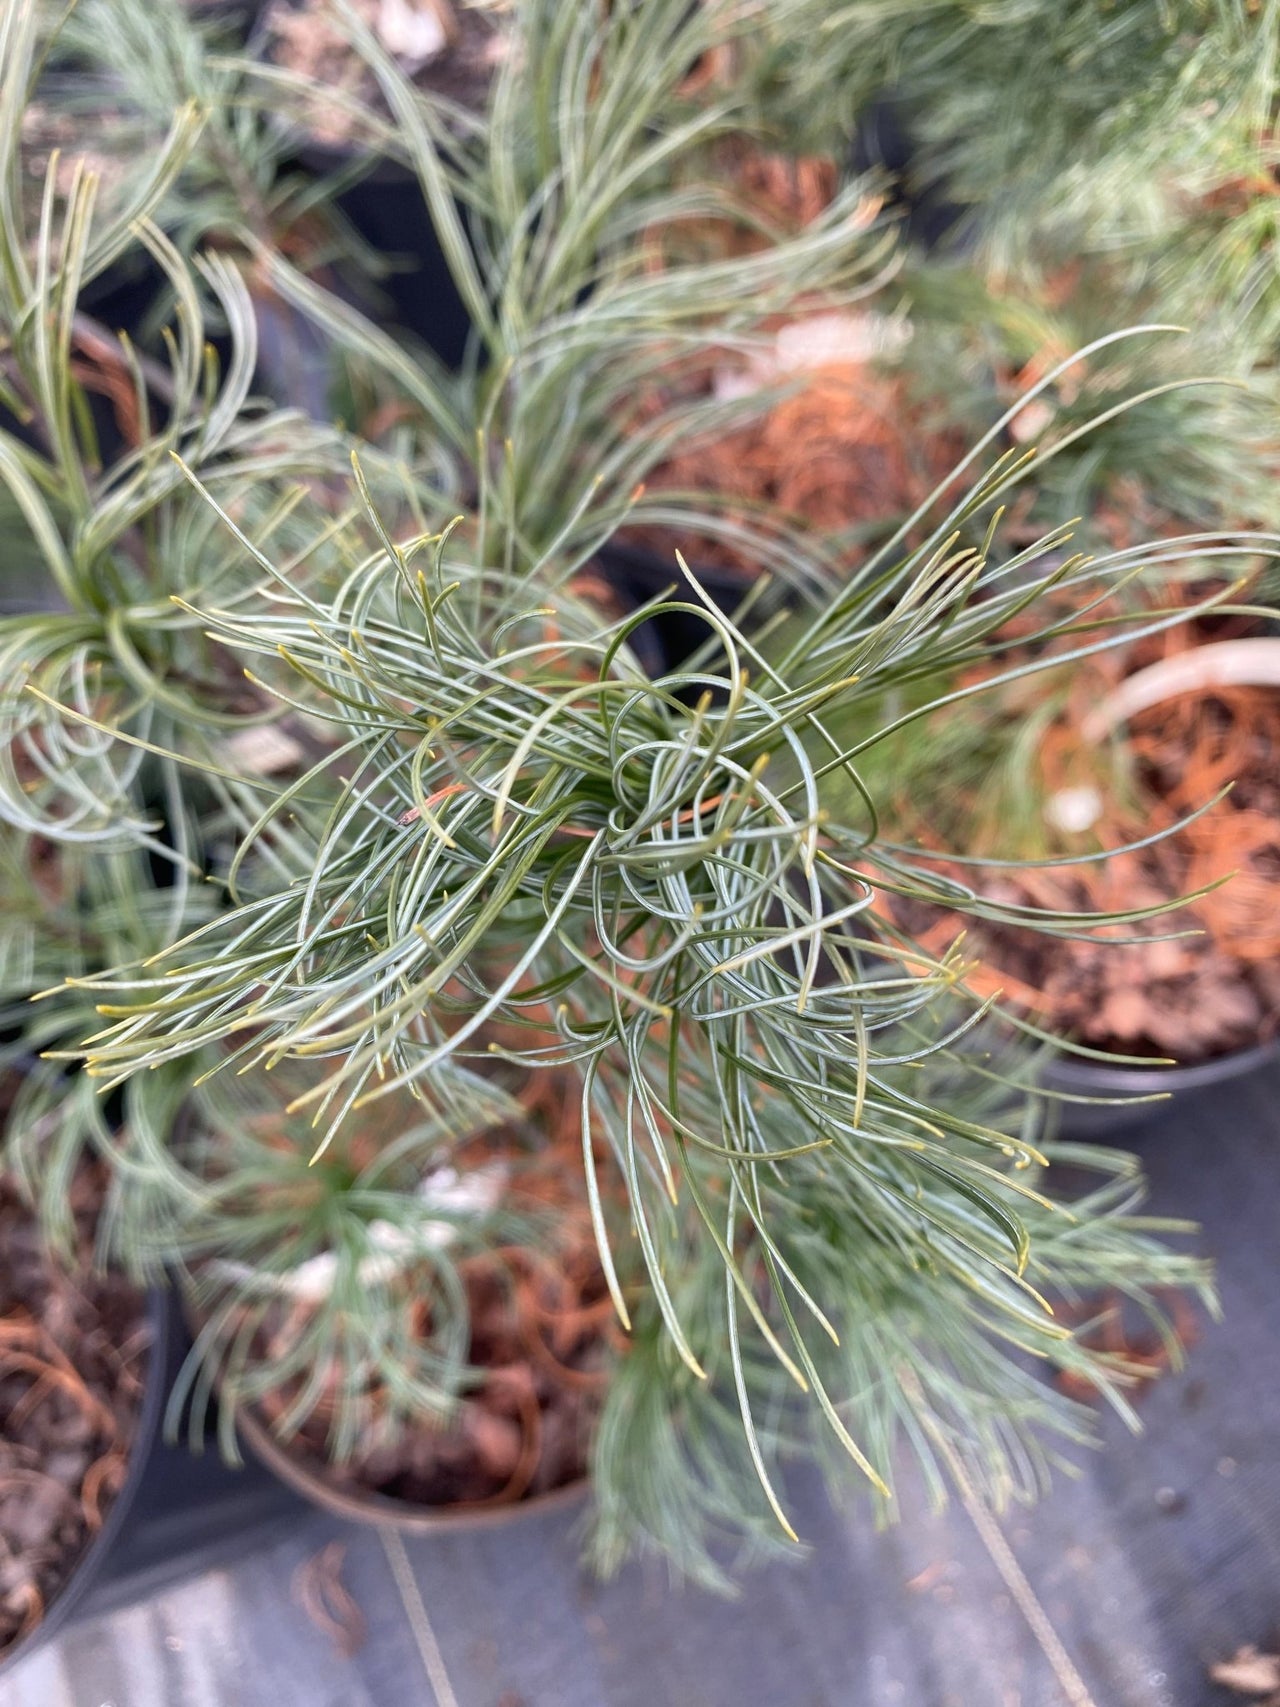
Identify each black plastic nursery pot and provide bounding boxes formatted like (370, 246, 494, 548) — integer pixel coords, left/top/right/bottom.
(1043, 1037, 1280, 1139)
(0, 1284, 304, 1679)
(0, 1287, 169, 1680)
(88, 1288, 305, 1604)
(235, 1404, 589, 1535)
(1, 248, 237, 476)
(593, 537, 755, 678)
(848, 97, 970, 253)
(289, 143, 478, 372)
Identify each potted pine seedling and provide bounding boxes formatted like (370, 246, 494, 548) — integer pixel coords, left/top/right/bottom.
(0, 1113, 161, 1672)
(241, 0, 901, 624)
(16, 0, 391, 419)
(118, 1060, 614, 1528)
(6, 0, 1252, 1584)
(837, 563, 1280, 1133)
(56, 372, 1236, 1579)
(0, 38, 415, 1640)
(747, 0, 1277, 281)
(786, 301, 1280, 1124)
(0, 822, 170, 1672)
(242, 0, 511, 369)
(797, 253, 1280, 1129)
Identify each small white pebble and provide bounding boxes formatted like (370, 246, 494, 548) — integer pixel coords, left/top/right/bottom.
(1009, 398, 1056, 443)
(375, 0, 448, 67)
(1046, 785, 1103, 834)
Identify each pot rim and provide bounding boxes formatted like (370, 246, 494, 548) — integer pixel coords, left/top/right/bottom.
(234, 1401, 590, 1533)
(1041, 1033, 1280, 1099)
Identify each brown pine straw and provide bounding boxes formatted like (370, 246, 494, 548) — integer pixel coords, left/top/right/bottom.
(77, 1450, 128, 1532)
(727, 146, 840, 234)
(643, 139, 841, 270)
(511, 1246, 621, 1394)
(624, 360, 967, 576)
(1118, 662, 1280, 962)
(1, 1322, 119, 1439)
(292, 1540, 367, 1660)
(1053, 1289, 1202, 1405)
(247, 1063, 620, 1511)
(9, 1582, 43, 1645)
(889, 584, 1280, 1058)
(0, 1307, 131, 1516)
(0, 1332, 125, 1533)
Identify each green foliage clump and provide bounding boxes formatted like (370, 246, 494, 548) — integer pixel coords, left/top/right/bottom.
(0, 0, 1256, 1588)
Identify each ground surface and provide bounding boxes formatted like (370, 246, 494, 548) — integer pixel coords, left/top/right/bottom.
(2, 1064, 1277, 1707)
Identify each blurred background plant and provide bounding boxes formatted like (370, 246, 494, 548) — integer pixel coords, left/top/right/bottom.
(0, 0, 425, 1253)
(735, 0, 1280, 542)
(749, 0, 1279, 284)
